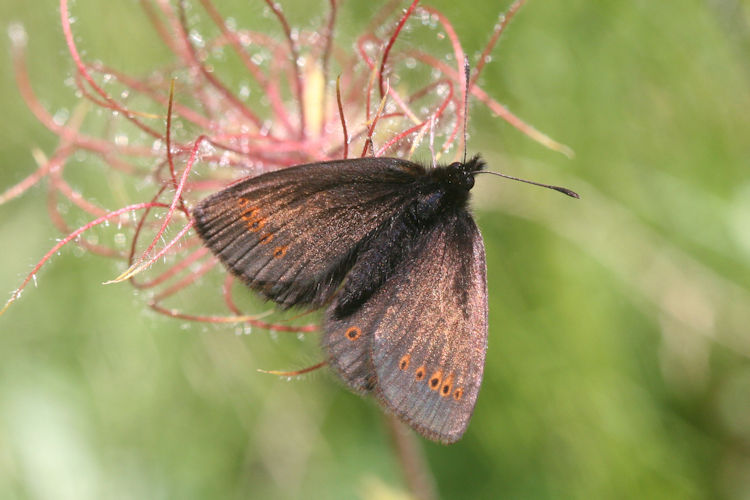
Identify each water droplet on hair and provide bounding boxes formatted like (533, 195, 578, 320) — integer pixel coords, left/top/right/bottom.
(52, 109, 69, 126)
(7, 23, 27, 47)
(114, 233, 126, 246)
(188, 30, 205, 48)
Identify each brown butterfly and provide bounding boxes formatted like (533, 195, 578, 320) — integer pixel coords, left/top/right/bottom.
(193, 154, 577, 443)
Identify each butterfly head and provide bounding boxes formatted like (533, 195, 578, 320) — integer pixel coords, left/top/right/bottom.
(442, 154, 486, 192)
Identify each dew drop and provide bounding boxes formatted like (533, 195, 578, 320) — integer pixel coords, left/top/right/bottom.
(188, 30, 205, 48)
(52, 109, 69, 126)
(114, 133, 129, 146)
(113, 233, 126, 246)
(7, 23, 27, 47)
(219, 152, 231, 167)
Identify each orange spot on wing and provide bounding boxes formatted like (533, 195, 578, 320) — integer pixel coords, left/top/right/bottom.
(345, 326, 361, 341)
(273, 245, 288, 258)
(453, 387, 464, 401)
(259, 233, 274, 244)
(415, 366, 426, 381)
(399, 354, 410, 371)
(429, 370, 443, 391)
(240, 206, 260, 220)
(441, 373, 455, 398)
(247, 217, 267, 232)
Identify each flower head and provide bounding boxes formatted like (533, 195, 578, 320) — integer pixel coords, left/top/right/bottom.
(2, 0, 568, 329)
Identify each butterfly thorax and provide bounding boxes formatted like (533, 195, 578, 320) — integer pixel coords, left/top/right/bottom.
(334, 156, 485, 317)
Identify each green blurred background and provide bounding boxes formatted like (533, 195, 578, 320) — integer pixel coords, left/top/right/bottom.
(2, 0, 750, 498)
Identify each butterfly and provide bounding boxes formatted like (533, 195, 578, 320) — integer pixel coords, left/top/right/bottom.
(192, 154, 577, 443)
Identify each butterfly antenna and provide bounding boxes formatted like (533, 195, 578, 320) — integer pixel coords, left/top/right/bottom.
(258, 360, 327, 377)
(429, 115, 437, 168)
(475, 171, 580, 198)
(462, 56, 471, 165)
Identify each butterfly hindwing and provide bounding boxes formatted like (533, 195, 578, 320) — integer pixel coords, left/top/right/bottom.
(321, 309, 378, 395)
(193, 158, 425, 308)
(325, 209, 487, 443)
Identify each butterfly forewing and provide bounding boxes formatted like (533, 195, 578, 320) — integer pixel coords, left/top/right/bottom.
(193, 158, 424, 308)
(325, 210, 488, 443)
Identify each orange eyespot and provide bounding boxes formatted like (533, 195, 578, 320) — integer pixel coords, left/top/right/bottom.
(429, 371, 443, 391)
(453, 388, 464, 401)
(240, 206, 259, 220)
(415, 366, 426, 381)
(440, 373, 455, 398)
(399, 354, 410, 371)
(247, 217, 267, 232)
(259, 233, 274, 244)
(345, 327, 361, 341)
(273, 246, 288, 259)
